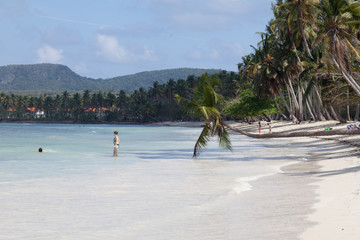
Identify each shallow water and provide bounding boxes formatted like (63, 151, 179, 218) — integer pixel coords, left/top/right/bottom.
(0, 123, 316, 239)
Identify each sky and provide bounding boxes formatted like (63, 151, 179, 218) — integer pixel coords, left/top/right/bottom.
(0, 0, 274, 79)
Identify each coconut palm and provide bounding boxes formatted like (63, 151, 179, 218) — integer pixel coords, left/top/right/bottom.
(276, 0, 319, 58)
(314, 0, 360, 96)
(176, 74, 232, 157)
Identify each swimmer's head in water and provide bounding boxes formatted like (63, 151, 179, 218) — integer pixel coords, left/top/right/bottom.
(38, 148, 43, 152)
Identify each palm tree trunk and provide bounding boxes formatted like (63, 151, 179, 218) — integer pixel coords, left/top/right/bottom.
(329, 106, 339, 121)
(355, 104, 360, 122)
(278, 89, 298, 122)
(274, 96, 288, 120)
(324, 108, 334, 120)
(305, 97, 317, 121)
(332, 57, 360, 96)
(313, 85, 326, 120)
(330, 105, 347, 123)
(347, 87, 351, 121)
(262, 113, 271, 122)
(298, 84, 304, 121)
(224, 122, 360, 139)
(285, 77, 300, 121)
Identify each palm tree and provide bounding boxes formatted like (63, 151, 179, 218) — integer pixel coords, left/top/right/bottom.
(176, 74, 232, 157)
(116, 90, 128, 110)
(61, 91, 70, 119)
(166, 79, 176, 101)
(43, 96, 54, 119)
(71, 93, 82, 120)
(276, 0, 319, 58)
(314, 0, 360, 96)
(82, 90, 91, 109)
(149, 81, 163, 100)
(105, 92, 116, 111)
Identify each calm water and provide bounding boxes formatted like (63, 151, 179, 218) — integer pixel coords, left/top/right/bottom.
(0, 123, 317, 239)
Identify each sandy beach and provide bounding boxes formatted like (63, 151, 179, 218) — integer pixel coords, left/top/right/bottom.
(155, 120, 360, 239)
(232, 121, 360, 240)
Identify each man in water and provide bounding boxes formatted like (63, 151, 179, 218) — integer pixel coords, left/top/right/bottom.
(113, 131, 119, 157)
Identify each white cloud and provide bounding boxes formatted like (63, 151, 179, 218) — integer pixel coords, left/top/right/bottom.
(36, 44, 63, 63)
(96, 34, 156, 63)
(96, 34, 128, 63)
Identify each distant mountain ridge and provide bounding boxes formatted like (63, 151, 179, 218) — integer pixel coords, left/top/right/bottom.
(0, 64, 222, 94)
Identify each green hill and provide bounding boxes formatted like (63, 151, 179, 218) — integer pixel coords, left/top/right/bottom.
(100, 68, 222, 91)
(0, 63, 222, 94)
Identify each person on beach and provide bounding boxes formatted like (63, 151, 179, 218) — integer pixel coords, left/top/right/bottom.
(258, 122, 261, 134)
(113, 131, 119, 157)
(267, 123, 272, 133)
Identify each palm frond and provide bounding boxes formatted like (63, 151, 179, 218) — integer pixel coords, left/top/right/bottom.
(193, 123, 211, 158)
(216, 124, 232, 152)
(345, 38, 360, 61)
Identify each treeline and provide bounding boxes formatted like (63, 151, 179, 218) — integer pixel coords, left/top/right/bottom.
(0, 71, 240, 123)
(224, 0, 360, 123)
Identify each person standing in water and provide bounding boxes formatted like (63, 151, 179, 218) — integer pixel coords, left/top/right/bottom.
(113, 131, 119, 157)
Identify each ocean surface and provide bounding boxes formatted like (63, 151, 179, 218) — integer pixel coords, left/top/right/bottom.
(0, 123, 317, 240)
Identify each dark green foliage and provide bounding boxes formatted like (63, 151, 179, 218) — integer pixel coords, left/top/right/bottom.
(0, 71, 241, 125)
(222, 89, 278, 120)
(103, 68, 222, 91)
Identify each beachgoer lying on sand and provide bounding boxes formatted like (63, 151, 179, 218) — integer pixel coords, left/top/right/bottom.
(325, 127, 332, 130)
(347, 124, 355, 130)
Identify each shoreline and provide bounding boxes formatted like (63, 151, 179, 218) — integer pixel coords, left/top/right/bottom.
(2, 119, 360, 238)
(226, 120, 360, 240)
(153, 120, 360, 239)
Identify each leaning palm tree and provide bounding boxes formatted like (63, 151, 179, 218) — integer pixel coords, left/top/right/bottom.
(176, 74, 232, 157)
(314, 0, 360, 96)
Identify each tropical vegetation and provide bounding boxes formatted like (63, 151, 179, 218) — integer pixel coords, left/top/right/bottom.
(177, 0, 360, 156)
(0, 72, 240, 123)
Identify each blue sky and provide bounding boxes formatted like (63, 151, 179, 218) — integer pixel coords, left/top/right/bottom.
(0, 0, 274, 78)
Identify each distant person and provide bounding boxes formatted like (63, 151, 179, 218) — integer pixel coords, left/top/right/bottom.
(267, 123, 272, 133)
(113, 131, 119, 157)
(38, 148, 43, 153)
(258, 122, 261, 134)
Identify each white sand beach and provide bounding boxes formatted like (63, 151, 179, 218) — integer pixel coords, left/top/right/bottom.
(157, 120, 360, 239)
(229, 121, 360, 240)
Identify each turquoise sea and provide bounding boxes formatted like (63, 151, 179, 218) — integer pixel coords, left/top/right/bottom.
(0, 123, 317, 239)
